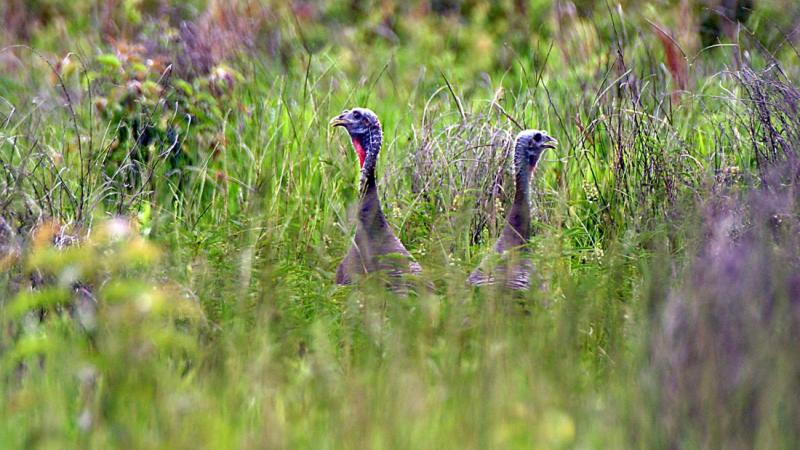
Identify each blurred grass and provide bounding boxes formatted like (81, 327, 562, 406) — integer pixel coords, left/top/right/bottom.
(1, 0, 800, 449)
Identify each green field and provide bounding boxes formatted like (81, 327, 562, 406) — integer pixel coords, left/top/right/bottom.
(2, 1, 800, 448)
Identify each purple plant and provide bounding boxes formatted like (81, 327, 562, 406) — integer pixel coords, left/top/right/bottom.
(652, 161, 800, 448)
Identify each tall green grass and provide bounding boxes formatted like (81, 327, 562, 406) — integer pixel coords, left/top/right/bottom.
(2, 1, 800, 448)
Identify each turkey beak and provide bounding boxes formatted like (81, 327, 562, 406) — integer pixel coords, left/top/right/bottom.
(330, 113, 348, 128)
(542, 135, 558, 149)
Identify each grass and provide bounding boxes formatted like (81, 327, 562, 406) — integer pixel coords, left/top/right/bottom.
(1, 0, 800, 448)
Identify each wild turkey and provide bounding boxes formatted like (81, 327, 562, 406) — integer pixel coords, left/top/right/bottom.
(330, 107, 422, 288)
(468, 129, 557, 290)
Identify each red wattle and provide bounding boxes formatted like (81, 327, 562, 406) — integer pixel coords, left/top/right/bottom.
(352, 137, 366, 168)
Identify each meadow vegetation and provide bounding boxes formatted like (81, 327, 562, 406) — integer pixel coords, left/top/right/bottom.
(1, 0, 800, 448)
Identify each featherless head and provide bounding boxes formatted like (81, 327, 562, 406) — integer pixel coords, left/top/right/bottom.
(513, 129, 557, 175)
(330, 107, 380, 135)
(331, 107, 382, 169)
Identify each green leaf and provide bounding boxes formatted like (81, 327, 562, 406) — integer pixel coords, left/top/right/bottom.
(174, 79, 193, 96)
(130, 62, 148, 74)
(9, 334, 59, 362)
(8, 288, 72, 318)
(96, 54, 122, 71)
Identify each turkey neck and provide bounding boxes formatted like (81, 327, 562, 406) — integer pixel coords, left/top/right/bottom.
(503, 160, 536, 247)
(355, 127, 386, 232)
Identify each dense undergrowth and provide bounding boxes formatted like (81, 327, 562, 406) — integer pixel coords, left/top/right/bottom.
(1, 0, 800, 448)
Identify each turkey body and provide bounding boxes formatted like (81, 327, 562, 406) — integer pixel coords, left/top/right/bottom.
(335, 177, 422, 285)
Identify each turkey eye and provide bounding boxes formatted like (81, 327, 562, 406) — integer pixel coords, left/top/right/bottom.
(352, 111, 362, 119)
(533, 132, 542, 142)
